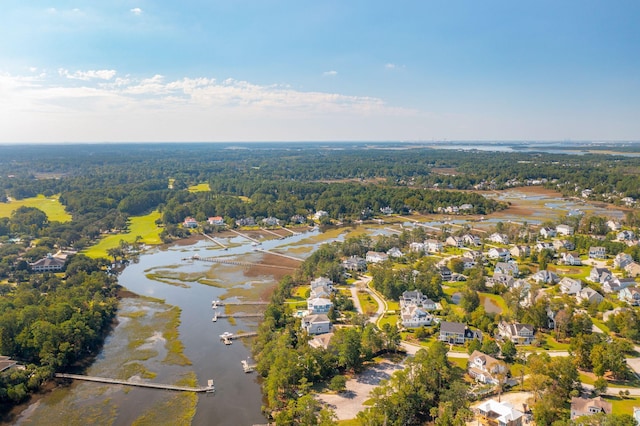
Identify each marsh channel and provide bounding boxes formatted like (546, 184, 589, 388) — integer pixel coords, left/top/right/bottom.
(11, 187, 628, 425)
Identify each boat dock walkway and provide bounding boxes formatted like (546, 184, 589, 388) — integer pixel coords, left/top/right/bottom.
(254, 248, 303, 262)
(216, 313, 264, 319)
(281, 227, 300, 236)
(260, 228, 284, 239)
(212, 300, 269, 307)
(201, 232, 228, 249)
(188, 256, 296, 270)
(55, 373, 214, 393)
(227, 229, 261, 244)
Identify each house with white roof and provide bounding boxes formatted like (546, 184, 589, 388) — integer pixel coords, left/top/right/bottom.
(607, 220, 621, 231)
(556, 224, 574, 236)
(301, 314, 331, 335)
(387, 247, 403, 258)
(401, 306, 434, 328)
(498, 321, 535, 345)
(409, 242, 425, 253)
(475, 399, 524, 426)
(307, 297, 333, 314)
(618, 230, 636, 241)
(313, 210, 328, 221)
(494, 262, 519, 277)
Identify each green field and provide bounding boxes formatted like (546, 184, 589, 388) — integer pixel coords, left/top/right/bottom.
(0, 195, 72, 222)
(187, 183, 210, 192)
(83, 211, 163, 258)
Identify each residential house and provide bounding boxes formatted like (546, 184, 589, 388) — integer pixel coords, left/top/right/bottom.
(614, 253, 634, 269)
(475, 399, 524, 426)
(366, 251, 389, 264)
(553, 239, 575, 251)
(307, 297, 333, 314)
(559, 277, 582, 295)
(562, 252, 582, 266)
(498, 321, 535, 345)
(425, 239, 443, 253)
(401, 306, 434, 327)
(290, 214, 306, 224)
(387, 247, 403, 258)
(401, 290, 436, 310)
(540, 227, 557, 238)
(262, 217, 280, 227)
(535, 241, 555, 252)
(463, 234, 482, 246)
(310, 285, 331, 300)
(510, 245, 530, 259)
(577, 288, 604, 305)
(236, 217, 256, 227)
(622, 197, 636, 206)
(311, 277, 334, 291)
(607, 220, 622, 231)
(342, 256, 367, 272)
(183, 217, 198, 228)
(301, 314, 331, 335)
(531, 270, 559, 284)
(439, 266, 452, 282)
(488, 248, 511, 261)
(380, 206, 393, 215)
(207, 216, 225, 226)
(488, 233, 509, 245)
(409, 242, 425, 253)
(468, 351, 508, 385)
(30, 254, 65, 273)
(494, 262, 519, 277)
(603, 277, 636, 293)
(589, 246, 606, 259)
(488, 273, 515, 288)
(589, 267, 612, 284)
(460, 203, 474, 211)
(620, 287, 640, 306)
(570, 396, 612, 420)
(439, 321, 481, 344)
(618, 230, 636, 241)
(556, 224, 575, 236)
(313, 210, 328, 221)
(445, 236, 464, 248)
(625, 262, 640, 277)
(460, 256, 477, 269)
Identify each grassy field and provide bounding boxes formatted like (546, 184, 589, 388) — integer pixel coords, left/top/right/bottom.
(187, 183, 210, 192)
(0, 194, 72, 222)
(357, 290, 379, 316)
(83, 211, 163, 258)
(608, 395, 640, 416)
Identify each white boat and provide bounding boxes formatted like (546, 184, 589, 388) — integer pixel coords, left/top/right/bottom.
(220, 332, 233, 339)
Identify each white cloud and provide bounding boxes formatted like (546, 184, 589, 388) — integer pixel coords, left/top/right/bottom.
(130, 8, 143, 16)
(323, 70, 338, 77)
(385, 63, 397, 70)
(58, 69, 117, 81)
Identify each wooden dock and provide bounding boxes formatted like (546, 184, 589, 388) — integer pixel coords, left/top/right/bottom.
(280, 227, 300, 236)
(201, 232, 228, 249)
(260, 228, 284, 239)
(55, 373, 214, 393)
(216, 313, 264, 319)
(189, 256, 296, 270)
(254, 248, 303, 262)
(227, 228, 261, 244)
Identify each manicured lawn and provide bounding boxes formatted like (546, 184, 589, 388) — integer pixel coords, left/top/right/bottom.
(378, 313, 399, 328)
(520, 333, 570, 351)
(0, 194, 72, 222)
(188, 183, 210, 192)
(338, 419, 361, 426)
(83, 211, 163, 258)
(387, 300, 400, 311)
(591, 318, 611, 334)
(448, 356, 468, 370)
(607, 395, 640, 416)
(357, 291, 379, 316)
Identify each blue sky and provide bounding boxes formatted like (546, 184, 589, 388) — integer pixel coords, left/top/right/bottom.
(1, 1, 639, 142)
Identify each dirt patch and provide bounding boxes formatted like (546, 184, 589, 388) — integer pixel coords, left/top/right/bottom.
(431, 167, 458, 176)
(245, 253, 300, 281)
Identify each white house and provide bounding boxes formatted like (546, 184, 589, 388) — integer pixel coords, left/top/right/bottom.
(607, 220, 622, 231)
(401, 290, 436, 310)
(439, 321, 482, 344)
(463, 234, 482, 246)
(494, 262, 519, 277)
(307, 297, 333, 314)
(183, 217, 198, 228)
(313, 210, 329, 221)
(460, 256, 476, 269)
(468, 351, 507, 385)
(401, 306, 434, 328)
(531, 270, 559, 284)
(476, 400, 524, 426)
(588, 267, 612, 284)
(556, 224, 574, 236)
(510, 245, 530, 259)
(488, 248, 511, 261)
(387, 247, 403, 258)
(488, 233, 509, 244)
(366, 251, 389, 264)
(409, 242, 425, 253)
(559, 277, 582, 295)
(540, 227, 557, 238)
(562, 252, 582, 266)
(614, 253, 634, 269)
(207, 216, 225, 226)
(301, 314, 331, 335)
(30, 255, 65, 273)
(311, 277, 334, 290)
(603, 277, 636, 293)
(617, 230, 636, 241)
(589, 246, 606, 259)
(425, 239, 443, 253)
(620, 287, 640, 306)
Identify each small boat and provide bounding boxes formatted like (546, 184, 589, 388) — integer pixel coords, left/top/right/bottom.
(212, 314, 217, 322)
(220, 332, 233, 339)
(241, 359, 254, 373)
(206, 379, 215, 393)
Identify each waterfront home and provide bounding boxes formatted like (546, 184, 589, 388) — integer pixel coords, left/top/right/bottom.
(207, 216, 225, 226)
(570, 396, 611, 420)
(588, 246, 606, 259)
(468, 351, 507, 385)
(475, 399, 524, 426)
(409, 242, 425, 253)
(439, 266, 452, 282)
(311, 277, 334, 291)
(261, 217, 280, 227)
(366, 251, 389, 264)
(30, 254, 65, 273)
(342, 256, 367, 272)
(183, 217, 198, 228)
(498, 321, 535, 345)
(236, 217, 256, 227)
(290, 214, 306, 224)
(313, 210, 328, 221)
(307, 297, 333, 314)
(301, 314, 331, 335)
(540, 227, 557, 238)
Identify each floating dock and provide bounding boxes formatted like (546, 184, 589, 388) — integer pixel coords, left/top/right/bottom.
(241, 359, 256, 373)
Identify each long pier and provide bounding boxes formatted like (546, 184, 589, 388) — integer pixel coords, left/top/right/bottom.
(55, 373, 214, 393)
(216, 313, 264, 318)
(281, 227, 300, 236)
(260, 228, 284, 239)
(254, 248, 304, 262)
(213, 300, 269, 306)
(201, 232, 228, 249)
(227, 229, 261, 244)
(188, 256, 296, 270)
